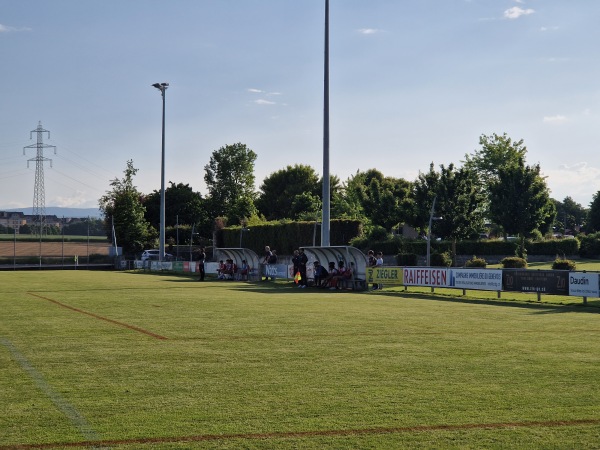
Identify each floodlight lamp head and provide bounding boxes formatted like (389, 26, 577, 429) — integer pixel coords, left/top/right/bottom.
(152, 83, 161, 89)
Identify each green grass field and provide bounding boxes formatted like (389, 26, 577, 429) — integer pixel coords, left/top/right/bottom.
(1, 271, 599, 449)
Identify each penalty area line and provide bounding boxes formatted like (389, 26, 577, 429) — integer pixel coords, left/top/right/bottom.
(27, 292, 168, 340)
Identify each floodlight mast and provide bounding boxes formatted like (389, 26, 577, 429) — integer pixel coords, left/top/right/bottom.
(321, 0, 330, 247)
(152, 82, 169, 261)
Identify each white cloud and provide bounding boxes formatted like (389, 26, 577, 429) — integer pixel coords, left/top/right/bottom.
(504, 6, 535, 19)
(0, 23, 31, 33)
(543, 115, 569, 125)
(544, 163, 600, 204)
(247, 88, 263, 93)
(358, 28, 383, 35)
(542, 57, 569, 63)
(254, 99, 276, 105)
(540, 26, 560, 32)
(52, 191, 94, 208)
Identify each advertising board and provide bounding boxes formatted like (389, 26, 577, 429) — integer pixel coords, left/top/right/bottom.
(450, 269, 502, 291)
(366, 266, 403, 285)
(568, 272, 600, 297)
(403, 267, 449, 287)
(502, 270, 568, 295)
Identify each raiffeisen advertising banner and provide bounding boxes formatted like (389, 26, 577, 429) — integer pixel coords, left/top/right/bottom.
(403, 267, 449, 287)
(450, 269, 503, 291)
(569, 272, 600, 297)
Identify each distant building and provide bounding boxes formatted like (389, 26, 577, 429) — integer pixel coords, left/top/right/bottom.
(0, 211, 27, 234)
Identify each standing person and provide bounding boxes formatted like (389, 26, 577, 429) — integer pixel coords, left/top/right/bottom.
(262, 245, 273, 281)
(374, 251, 384, 290)
(198, 247, 206, 281)
(263, 246, 272, 264)
(298, 247, 308, 288)
(368, 250, 377, 290)
(291, 249, 301, 284)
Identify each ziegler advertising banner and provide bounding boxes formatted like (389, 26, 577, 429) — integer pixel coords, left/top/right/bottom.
(403, 267, 449, 287)
(569, 272, 600, 297)
(502, 270, 568, 295)
(449, 269, 503, 291)
(366, 266, 403, 284)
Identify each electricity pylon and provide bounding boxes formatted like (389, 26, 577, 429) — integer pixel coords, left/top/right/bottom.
(23, 121, 56, 236)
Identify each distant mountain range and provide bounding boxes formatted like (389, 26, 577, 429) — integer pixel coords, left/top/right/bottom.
(4, 207, 102, 218)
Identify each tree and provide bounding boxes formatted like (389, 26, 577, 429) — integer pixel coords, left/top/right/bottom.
(411, 163, 441, 232)
(143, 182, 210, 236)
(463, 133, 527, 186)
(99, 160, 155, 255)
(489, 157, 556, 257)
(553, 196, 587, 235)
(291, 192, 322, 220)
(256, 164, 321, 220)
(204, 143, 257, 224)
(433, 164, 485, 242)
(62, 218, 105, 236)
(412, 163, 485, 262)
(587, 192, 600, 233)
(343, 169, 413, 230)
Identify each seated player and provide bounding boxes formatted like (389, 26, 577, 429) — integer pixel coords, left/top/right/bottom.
(313, 260, 328, 287)
(324, 261, 339, 290)
(237, 259, 249, 281)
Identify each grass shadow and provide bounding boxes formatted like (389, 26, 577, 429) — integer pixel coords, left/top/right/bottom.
(372, 289, 600, 314)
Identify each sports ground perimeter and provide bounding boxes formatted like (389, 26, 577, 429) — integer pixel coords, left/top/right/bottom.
(1, 271, 599, 449)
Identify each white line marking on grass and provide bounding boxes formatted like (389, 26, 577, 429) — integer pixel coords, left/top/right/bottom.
(0, 337, 102, 445)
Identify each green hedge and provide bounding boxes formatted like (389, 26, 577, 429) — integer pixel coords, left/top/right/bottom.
(219, 220, 363, 256)
(352, 237, 579, 258)
(579, 233, 600, 258)
(395, 253, 418, 266)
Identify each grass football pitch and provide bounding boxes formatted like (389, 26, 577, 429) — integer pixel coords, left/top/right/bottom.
(1, 271, 599, 449)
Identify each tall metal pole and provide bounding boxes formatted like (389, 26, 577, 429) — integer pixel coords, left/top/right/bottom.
(152, 82, 169, 261)
(426, 196, 437, 267)
(321, 0, 331, 247)
(190, 223, 195, 263)
(87, 217, 90, 266)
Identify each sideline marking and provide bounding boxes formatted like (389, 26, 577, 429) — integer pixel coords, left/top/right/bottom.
(27, 292, 168, 340)
(2, 418, 600, 449)
(0, 338, 101, 446)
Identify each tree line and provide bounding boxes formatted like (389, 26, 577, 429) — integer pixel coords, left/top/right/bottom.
(99, 134, 594, 257)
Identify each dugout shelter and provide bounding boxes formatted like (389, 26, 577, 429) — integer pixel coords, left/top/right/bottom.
(302, 246, 368, 290)
(214, 248, 261, 281)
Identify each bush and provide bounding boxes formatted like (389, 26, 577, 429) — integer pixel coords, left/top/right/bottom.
(465, 255, 487, 268)
(367, 225, 390, 241)
(396, 253, 418, 266)
(579, 232, 600, 258)
(430, 252, 452, 267)
(501, 257, 527, 268)
(552, 258, 576, 271)
(527, 238, 579, 256)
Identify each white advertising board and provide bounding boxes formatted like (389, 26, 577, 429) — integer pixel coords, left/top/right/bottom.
(568, 272, 600, 297)
(450, 269, 503, 291)
(403, 267, 449, 287)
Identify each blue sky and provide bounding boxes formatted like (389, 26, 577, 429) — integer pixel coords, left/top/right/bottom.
(1, 0, 599, 211)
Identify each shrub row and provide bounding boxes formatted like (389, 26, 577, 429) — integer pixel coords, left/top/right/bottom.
(354, 237, 581, 257)
(219, 220, 363, 256)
